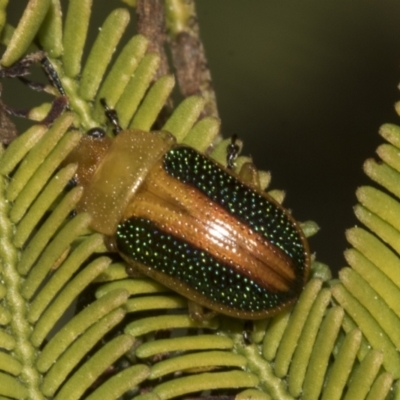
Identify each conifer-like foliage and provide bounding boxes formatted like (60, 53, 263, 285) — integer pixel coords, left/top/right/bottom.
(0, 1, 399, 399)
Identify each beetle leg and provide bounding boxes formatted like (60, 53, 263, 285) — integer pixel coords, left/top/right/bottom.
(242, 321, 254, 344)
(99, 98, 122, 135)
(125, 264, 146, 279)
(226, 134, 240, 169)
(188, 301, 217, 322)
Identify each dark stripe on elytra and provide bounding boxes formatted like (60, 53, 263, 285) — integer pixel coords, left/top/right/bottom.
(116, 217, 299, 313)
(163, 146, 307, 274)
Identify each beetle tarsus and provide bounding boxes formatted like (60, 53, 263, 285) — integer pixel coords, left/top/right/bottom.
(227, 134, 240, 169)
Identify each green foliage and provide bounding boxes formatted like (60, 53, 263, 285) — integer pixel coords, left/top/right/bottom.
(0, 1, 399, 399)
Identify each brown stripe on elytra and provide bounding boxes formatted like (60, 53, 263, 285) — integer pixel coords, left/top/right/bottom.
(122, 161, 300, 294)
(163, 146, 309, 275)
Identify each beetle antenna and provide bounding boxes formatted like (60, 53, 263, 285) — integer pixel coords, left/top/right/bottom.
(41, 56, 66, 96)
(100, 98, 122, 135)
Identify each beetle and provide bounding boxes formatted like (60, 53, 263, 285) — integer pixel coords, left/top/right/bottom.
(64, 98, 311, 320)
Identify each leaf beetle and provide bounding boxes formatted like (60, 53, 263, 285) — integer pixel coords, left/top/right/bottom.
(64, 98, 311, 320)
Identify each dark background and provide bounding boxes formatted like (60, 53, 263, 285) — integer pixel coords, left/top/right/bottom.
(5, 1, 400, 274)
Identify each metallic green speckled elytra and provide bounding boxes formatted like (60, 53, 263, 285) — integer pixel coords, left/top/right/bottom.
(113, 143, 311, 319)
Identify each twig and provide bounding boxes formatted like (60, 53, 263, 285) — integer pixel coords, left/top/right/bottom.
(165, 0, 219, 119)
